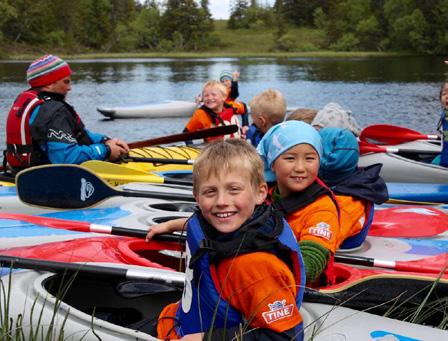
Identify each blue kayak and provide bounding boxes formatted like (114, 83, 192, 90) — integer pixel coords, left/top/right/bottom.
(387, 182, 448, 203)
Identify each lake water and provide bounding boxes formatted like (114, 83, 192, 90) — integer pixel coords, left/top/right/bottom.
(1, 56, 447, 144)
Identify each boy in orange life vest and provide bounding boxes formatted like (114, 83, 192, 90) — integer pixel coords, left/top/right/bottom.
(146, 139, 306, 340)
(183, 80, 248, 141)
(257, 121, 340, 285)
(319, 128, 388, 250)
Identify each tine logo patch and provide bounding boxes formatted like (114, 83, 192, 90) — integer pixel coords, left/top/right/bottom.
(262, 299, 294, 324)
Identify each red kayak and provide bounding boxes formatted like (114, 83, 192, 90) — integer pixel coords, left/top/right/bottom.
(2, 233, 446, 325)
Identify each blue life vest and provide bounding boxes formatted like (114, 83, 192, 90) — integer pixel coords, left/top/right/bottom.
(175, 211, 306, 337)
(246, 124, 264, 147)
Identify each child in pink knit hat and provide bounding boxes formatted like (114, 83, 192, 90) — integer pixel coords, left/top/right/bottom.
(5, 55, 129, 172)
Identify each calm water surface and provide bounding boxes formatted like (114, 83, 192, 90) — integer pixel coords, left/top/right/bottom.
(1, 56, 447, 144)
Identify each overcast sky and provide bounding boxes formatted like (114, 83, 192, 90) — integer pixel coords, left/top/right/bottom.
(209, 0, 275, 20)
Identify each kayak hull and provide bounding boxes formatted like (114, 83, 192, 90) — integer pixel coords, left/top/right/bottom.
(1, 269, 445, 341)
(359, 151, 448, 183)
(97, 100, 197, 119)
(387, 182, 448, 203)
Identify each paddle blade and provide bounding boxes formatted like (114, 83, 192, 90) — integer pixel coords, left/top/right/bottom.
(360, 124, 439, 145)
(17, 165, 116, 209)
(370, 206, 448, 238)
(128, 125, 239, 148)
(359, 140, 385, 154)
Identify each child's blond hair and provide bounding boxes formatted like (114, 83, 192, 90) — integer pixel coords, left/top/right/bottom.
(193, 139, 265, 195)
(286, 108, 318, 124)
(202, 80, 227, 99)
(249, 89, 286, 125)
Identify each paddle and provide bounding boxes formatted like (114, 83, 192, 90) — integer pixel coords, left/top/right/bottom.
(0, 255, 185, 287)
(123, 156, 194, 165)
(128, 125, 239, 148)
(81, 160, 192, 186)
(1, 212, 444, 274)
(359, 140, 440, 155)
(360, 124, 440, 145)
(16, 165, 195, 209)
(0, 212, 186, 242)
(333, 254, 445, 274)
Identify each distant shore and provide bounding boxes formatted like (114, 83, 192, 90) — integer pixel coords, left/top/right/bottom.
(1, 50, 412, 61)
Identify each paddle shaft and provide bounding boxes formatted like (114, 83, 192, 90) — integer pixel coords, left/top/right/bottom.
(123, 156, 194, 165)
(359, 141, 440, 155)
(128, 125, 239, 148)
(0, 213, 187, 242)
(0, 255, 185, 287)
(334, 254, 443, 274)
(0, 212, 442, 275)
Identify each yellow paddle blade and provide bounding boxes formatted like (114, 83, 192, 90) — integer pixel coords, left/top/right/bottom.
(81, 160, 164, 186)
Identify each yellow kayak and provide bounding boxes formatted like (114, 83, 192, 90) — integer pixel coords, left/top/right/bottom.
(81, 145, 199, 186)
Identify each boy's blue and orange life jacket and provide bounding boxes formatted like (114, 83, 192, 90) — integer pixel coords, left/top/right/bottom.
(174, 206, 305, 337)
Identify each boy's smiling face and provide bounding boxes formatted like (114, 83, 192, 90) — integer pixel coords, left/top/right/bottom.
(203, 85, 225, 112)
(195, 168, 267, 234)
(272, 143, 320, 197)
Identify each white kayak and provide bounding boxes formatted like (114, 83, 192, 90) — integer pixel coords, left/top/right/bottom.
(1, 266, 445, 341)
(97, 100, 197, 119)
(359, 140, 448, 183)
(0, 182, 194, 248)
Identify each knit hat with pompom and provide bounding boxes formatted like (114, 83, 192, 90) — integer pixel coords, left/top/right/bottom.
(27, 55, 72, 88)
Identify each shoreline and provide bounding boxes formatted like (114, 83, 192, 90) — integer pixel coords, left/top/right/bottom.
(1, 51, 417, 61)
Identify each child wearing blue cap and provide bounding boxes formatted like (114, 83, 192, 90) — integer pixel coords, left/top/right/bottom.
(319, 128, 388, 250)
(257, 121, 340, 285)
(219, 70, 240, 102)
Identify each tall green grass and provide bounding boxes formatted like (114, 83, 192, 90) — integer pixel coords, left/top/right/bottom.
(0, 270, 94, 341)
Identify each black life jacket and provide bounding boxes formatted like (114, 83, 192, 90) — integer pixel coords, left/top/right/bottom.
(5, 89, 44, 168)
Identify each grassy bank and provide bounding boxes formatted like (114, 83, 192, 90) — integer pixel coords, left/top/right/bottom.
(1, 20, 412, 60)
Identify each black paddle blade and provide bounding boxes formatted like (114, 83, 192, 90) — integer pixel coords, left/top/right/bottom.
(17, 164, 195, 209)
(17, 164, 116, 209)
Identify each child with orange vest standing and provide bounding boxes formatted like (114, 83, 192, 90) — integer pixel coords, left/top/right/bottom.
(146, 139, 306, 340)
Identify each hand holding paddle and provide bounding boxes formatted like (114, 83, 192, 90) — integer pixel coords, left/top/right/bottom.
(128, 125, 238, 148)
(360, 124, 440, 145)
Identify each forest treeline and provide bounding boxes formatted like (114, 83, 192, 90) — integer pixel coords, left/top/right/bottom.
(1, 0, 447, 55)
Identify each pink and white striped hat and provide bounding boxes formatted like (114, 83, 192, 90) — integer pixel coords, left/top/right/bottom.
(26, 55, 72, 88)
